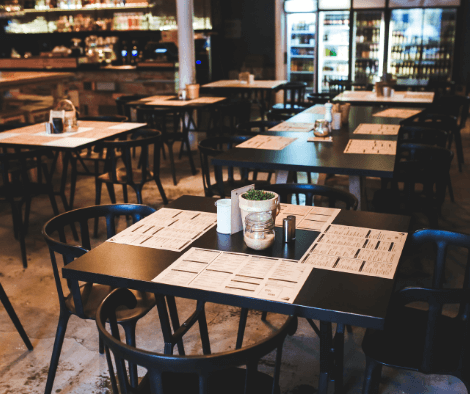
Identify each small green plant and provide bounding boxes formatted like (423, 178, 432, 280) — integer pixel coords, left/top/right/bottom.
(242, 190, 275, 201)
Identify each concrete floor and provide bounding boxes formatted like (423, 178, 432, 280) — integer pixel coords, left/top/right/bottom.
(1, 123, 469, 394)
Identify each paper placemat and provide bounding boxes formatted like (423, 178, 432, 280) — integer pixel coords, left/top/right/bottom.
(300, 224, 407, 279)
(107, 208, 217, 252)
(236, 135, 296, 150)
(0, 132, 20, 140)
(269, 122, 315, 132)
(108, 123, 146, 130)
(344, 139, 397, 155)
(43, 137, 96, 148)
(353, 123, 400, 135)
(275, 204, 340, 232)
(373, 109, 422, 118)
(153, 247, 312, 304)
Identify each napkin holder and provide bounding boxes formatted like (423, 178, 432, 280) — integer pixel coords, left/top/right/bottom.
(230, 184, 254, 234)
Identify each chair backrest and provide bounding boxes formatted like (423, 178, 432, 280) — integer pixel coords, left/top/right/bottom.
(398, 125, 448, 148)
(0, 147, 53, 199)
(431, 95, 470, 129)
(276, 82, 307, 109)
(42, 204, 156, 319)
(266, 184, 358, 210)
(306, 92, 332, 105)
(115, 95, 149, 120)
(135, 107, 184, 141)
(328, 79, 351, 95)
(400, 112, 458, 135)
(78, 115, 128, 122)
(390, 229, 470, 372)
(236, 120, 281, 135)
(198, 136, 250, 197)
(100, 129, 163, 186)
(395, 143, 453, 207)
(97, 288, 296, 394)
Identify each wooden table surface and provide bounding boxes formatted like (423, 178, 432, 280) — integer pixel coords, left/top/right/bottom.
(202, 80, 286, 89)
(0, 71, 73, 90)
(333, 90, 435, 107)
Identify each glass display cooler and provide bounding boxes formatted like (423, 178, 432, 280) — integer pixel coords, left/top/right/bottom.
(318, 10, 350, 93)
(286, 12, 316, 89)
(388, 8, 456, 86)
(352, 10, 384, 86)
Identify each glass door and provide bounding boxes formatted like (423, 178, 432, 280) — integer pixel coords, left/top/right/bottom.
(318, 10, 350, 92)
(286, 13, 316, 90)
(352, 10, 384, 87)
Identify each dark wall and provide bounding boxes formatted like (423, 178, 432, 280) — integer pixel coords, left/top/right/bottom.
(211, 0, 275, 80)
(455, 0, 470, 86)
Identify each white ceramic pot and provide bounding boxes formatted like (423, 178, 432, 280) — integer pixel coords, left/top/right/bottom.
(238, 192, 280, 231)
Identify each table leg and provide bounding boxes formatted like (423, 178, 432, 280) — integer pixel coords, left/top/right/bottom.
(318, 321, 332, 394)
(349, 175, 366, 210)
(333, 323, 345, 394)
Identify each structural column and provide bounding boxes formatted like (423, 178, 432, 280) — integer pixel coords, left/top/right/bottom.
(176, 0, 196, 91)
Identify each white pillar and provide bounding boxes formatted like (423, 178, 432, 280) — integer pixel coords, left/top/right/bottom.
(275, 0, 285, 104)
(176, 0, 196, 91)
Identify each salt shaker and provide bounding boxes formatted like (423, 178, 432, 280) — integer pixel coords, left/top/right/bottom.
(283, 216, 296, 243)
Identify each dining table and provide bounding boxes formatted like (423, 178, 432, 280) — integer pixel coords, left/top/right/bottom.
(201, 80, 287, 120)
(62, 194, 411, 394)
(332, 90, 435, 107)
(0, 120, 146, 211)
(0, 71, 73, 110)
(211, 104, 422, 210)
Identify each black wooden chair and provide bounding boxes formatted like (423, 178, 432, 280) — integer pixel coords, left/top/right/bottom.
(136, 107, 197, 185)
(42, 204, 158, 394)
(0, 282, 33, 350)
(0, 148, 60, 268)
(115, 95, 149, 121)
(362, 229, 470, 394)
(95, 129, 168, 212)
(236, 120, 281, 135)
(97, 287, 297, 394)
(268, 82, 308, 120)
(306, 92, 332, 105)
(198, 136, 271, 198)
(207, 98, 252, 137)
(328, 79, 352, 96)
(373, 143, 453, 228)
(400, 112, 463, 171)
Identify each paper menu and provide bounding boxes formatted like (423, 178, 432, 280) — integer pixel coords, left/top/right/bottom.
(107, 208, 217, 252)
(153, 248, 314, 304)
(307, 136, 333, 142)
(353, 123, 400, 136)
(344, 139, 397, 155)
(373, 109, 422, 118)
(274, 204, 340, 232)
(299, 224, 407, 279)
(235, 135, 297, 150)
(268, 122, 315, 132)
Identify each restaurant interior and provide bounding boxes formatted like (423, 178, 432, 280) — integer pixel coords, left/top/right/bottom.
(1, 0, 470, 394)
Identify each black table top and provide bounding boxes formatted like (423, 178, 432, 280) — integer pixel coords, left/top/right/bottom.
(212, 105, 412, 178)
(62, 195, 410, 330)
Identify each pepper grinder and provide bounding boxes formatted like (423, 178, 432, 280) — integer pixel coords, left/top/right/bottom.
(324, 102, 333, 132)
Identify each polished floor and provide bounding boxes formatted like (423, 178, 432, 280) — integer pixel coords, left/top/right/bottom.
(0, 121, 469, 394)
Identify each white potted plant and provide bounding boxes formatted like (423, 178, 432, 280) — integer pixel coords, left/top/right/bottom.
(238, 189, 280, 231)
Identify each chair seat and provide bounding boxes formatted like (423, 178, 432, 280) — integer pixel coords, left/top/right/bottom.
(65, 283, 155, 321)
(362, 306, 464, 374)
(134, 367, 280, 394)
(98, 168, 154, 185)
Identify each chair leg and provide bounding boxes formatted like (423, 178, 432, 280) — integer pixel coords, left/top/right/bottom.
(69, 157, 78, 210)
(122, 322, 138, 388)
(154, 177, 169, 205)
(167, 142, 178, 186)
(261, 311, 268, 321)
(185, 137, 197, 175)
(196, 301, 211, 355)
(236, 308, 249, 350)
(135, 187, 143, 205)
(105, 183, 117, 204)
(98, 334, 104, 354)
(11, 203, 27, 269)
(165, 295, 185, 356)
(94, 180, 103, 237)
(0, 283, 33, 350)
(362, 356, 382, 394)
(44, 311, 71, 394)
(122, 185, 128, 203)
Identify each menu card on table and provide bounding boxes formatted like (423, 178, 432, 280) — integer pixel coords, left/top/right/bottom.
(344, 139, 397, 155)
(236, 135, 297, 150)
(275, 204, 340, 232)
(373, 109, 422, 118)
(153, 247, 314, 304)
(353, 123, 400, 136)
(107, 208, 217, 252)
(269, 122, 315, 132)
(300, 224, 407, 279)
